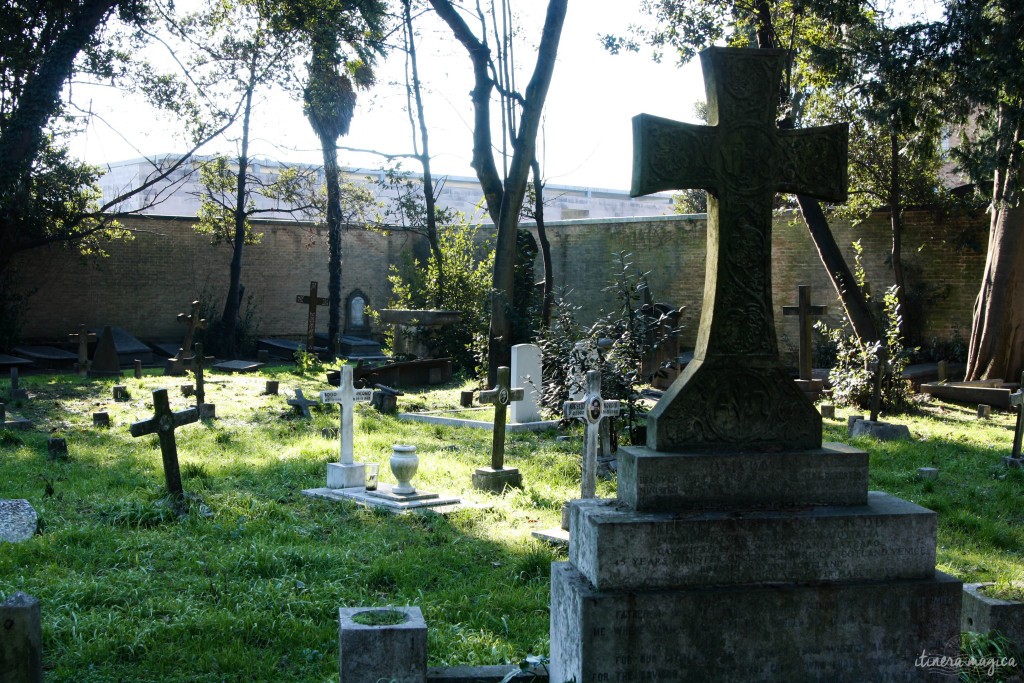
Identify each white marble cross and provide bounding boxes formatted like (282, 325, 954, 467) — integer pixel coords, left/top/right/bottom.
(563, 369, 620, 498)
(320, 365, 373, 466)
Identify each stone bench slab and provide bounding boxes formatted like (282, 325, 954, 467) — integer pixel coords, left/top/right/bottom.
(617, 442, 868, 511)
(569, 491, 937, 590)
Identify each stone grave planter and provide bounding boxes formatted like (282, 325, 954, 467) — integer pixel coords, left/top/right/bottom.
(962, 583, 1024, 648)
(390, 444, 419, 495)
(338, 606, 426, 683)
(378, 309, 462, 359)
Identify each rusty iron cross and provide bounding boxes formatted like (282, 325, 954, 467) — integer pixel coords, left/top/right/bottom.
(479, 366, 525, 471)
(129, 388, 199, 499)
(296, 281, 328, 352)
(631, 47, 848, 452)
(783, 285, 828, 381)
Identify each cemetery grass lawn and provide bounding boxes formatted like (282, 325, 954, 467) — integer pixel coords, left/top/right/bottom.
(1, 369, 1022, 681)
(0, 367, 590, 682)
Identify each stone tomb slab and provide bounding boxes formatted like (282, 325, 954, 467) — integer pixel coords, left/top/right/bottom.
(617, 442, 868, 511)
(302, 484, 461, 513)
(398, 408, 557, 433)
(550, 562, 962, 683)
(0, 354, 33, 369)
(259, 338, 326, 359)
(91, 326, 153, 365)
(11, 345, 77, 369)
(211, 359, 263, 373)
(0, 499, 38, 543)
(569, 491, 937, 591)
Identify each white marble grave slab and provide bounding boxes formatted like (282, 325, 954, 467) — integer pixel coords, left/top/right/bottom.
(302, 484, 462, 513)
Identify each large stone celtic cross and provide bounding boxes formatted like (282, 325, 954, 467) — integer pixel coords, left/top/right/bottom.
(631, 47, 848, 451)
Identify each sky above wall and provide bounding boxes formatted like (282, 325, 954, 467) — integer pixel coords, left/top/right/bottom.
(68, 0, 942, 193)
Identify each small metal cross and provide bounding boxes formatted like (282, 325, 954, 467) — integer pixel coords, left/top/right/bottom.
(479, 366, 525, 471)
(296, 281, 328, 352)
(564, 370, 621, 498)
(129, 388, 199, 499)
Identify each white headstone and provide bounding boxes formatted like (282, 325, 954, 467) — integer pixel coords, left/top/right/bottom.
(0, 499, 37, 543)
(321, 365, 374, 489)
(510, 343, 543, 424)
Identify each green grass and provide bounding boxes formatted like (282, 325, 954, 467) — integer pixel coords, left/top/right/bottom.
(2, 368, 1023, 681)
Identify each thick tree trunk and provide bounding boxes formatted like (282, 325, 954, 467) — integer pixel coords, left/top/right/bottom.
(889, 129, 907, 339)
(221, 75, 256, 358)
(966, 106, 1024, 380)
(323, 143, 343, 352)
(797, 195, 881, 342)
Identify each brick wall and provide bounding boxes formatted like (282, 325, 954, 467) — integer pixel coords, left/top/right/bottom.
(12, 209, 987, 358)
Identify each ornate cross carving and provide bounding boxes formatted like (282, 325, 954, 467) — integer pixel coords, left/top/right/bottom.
(296, 281, 328, 351)
(632, 47, 848, 452)
(129, 388, 199, 499)
(479, 366, 525, 470)
(320, 366, 373, 466)
(564, 370, 621, 498)
(783, 285, 828, 381)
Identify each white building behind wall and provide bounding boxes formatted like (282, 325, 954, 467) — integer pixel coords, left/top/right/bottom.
(98, 155, 674, 222)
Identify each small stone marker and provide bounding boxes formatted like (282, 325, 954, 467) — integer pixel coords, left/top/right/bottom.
(782, 285, 827, 382)
(264, 380, 279, 395)
(510, 343, 543, 424)
(320, 365, 374, 489)
(88, 326, 123, 377)
(257, 349, 270, 364)
(113, 385, 129, 401)
(9, 367, 28, 400)
(296, 281, 328, 351)
(564, 370, 621, 499)
(820, 404, 836, 419)
(338, 606, 427, 683)
(472, 366, 524, 492)
(181, 384, 195, 398)
(134, 359, 143, 379)
(0, 591, 43, 683)
(47, 437, 68, 459)
(129, 388, 199, 500)
(917, 467, 939, 480)
(371, 384, 402, 415)
(937, 360, 948, 382)
(978, 404, 992, 419)
(0, 499, 38, 543)
(1007, 373, 1024, 465)
(287, 388, 318, 418)
(0, 403, 31, 431)
(69, 324, 96, 376)
(93, 412, 110, 428)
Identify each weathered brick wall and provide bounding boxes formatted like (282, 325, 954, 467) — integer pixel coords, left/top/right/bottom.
(13, 216, 426, 342)
(13, 209, 986, 358)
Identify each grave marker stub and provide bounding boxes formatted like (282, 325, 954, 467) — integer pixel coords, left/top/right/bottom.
(631, 47, 846, 452)
(89, 326, 123, 377)
(0, 591, 43, 683)
(563, 370, 620, 498)
(782, 285, 827, 381)
(1010, 372, 1024, 460)
(9, 367, 27, 400)
(320, 365, 374, 488)
(69, 324, 96, 376)
(296, 281, 328, 351)
(129, 388, 199, 499)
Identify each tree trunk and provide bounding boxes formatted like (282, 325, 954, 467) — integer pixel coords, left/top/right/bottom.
(797, 195, 881, 342)
(889, 128, 907, 339)
(966, 105, 1024, 380)
(323, 141, 343, 353)
(221, 71, 256, 358)
(531, 157, 554, 328)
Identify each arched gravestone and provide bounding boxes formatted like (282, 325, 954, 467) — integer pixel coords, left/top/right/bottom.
(345, 290, 370, 335)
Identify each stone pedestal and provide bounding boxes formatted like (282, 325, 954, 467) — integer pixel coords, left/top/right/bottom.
(0, 592, 43, 683)
(338, 606, 426, 683)
(471, 466, 522, 493)
(327, 462, 366, 489)
(549, 440, 963, 682)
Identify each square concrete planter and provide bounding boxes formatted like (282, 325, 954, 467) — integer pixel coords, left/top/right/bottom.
(338, 606, 426, 683)
(962, 583, 1024, 647)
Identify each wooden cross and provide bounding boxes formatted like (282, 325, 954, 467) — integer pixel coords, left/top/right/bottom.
(632, 47, 847, 452)
(296, 281, 328, 351)
(129, 388, 199, 499)
(319, 366, 373, 465)
(479, 366, 525, 470)
(176, 301, 207, 363)
(287, 388, 318, 418)
(783, 285, 827, 381)
(69, 324, 96, 376)
(564, 370, 621, 498)
(1010, 372, 1024, 460)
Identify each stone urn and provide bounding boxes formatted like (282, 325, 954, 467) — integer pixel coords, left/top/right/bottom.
(390, 444, 419, 495)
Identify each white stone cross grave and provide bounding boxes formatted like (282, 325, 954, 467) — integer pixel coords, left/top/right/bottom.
(563, 370, 620, 499)
(320, 365, 374, 488)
